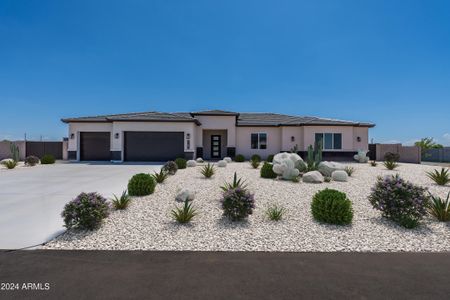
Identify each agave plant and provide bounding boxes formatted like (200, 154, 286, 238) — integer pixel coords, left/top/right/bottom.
(200, 163, 215, 178)
(428, 192, 450, 222)
(152, 169, 169, 183)
(383, 160, 399, 170)
(220, 172, 248, 192)
(111, 190, 131, 210)
(426, 168, 450, 186)
(2, 160, 17, 169)
(171, 199, 198, 223)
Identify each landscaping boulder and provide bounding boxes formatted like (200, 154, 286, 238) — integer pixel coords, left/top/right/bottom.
(318, 161, 345, 177)
(331, 170, 348, 182)
(175, 189, 195, 202)
(354, 149, 369, 163)
(187, 160, 197, 167)
(272, 152, 302, 180)
(196, 157, 204, 163)
(302, 171, 324, 183)
(217, 160, 227, 167)
(223, 157, 232, 163)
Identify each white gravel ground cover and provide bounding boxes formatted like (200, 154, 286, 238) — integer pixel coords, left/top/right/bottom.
(44, 162, 450, 252)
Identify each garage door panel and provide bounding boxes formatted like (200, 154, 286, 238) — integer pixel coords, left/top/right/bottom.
(80, 132, 111, 161)
(124, 132, 184, 161)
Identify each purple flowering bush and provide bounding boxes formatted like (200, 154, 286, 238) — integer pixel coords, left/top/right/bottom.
(368, 174, 429, 228)
(62, 192, 110, 230)
(221, 187, 255, 221)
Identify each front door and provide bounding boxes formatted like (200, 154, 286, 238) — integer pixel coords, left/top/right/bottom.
(211, 135, 221, 159)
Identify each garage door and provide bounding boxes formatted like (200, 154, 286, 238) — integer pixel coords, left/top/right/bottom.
(124, 132, 184, 161)
(80, 132, 111, 161)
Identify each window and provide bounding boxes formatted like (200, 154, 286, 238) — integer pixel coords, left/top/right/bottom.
(251, 133, 267, 149)
(314, 133, 342, 150)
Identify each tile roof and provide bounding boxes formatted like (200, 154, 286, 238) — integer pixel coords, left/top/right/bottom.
(62, 111, 374, 127)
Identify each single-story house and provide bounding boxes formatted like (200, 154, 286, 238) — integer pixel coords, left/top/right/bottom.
(62, 110, 375, 162)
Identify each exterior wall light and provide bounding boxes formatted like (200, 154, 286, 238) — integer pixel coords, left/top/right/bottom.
(291, 136, 295, 142)
(70, 133, 75, 139)
(115, 133, 120, 139)
(186, 133, 191, 139)
(357, 136, 361, 142)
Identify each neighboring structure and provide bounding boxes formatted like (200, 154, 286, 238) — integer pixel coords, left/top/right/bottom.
(370, 143, 421, 164)
(62, 110, 375, 162)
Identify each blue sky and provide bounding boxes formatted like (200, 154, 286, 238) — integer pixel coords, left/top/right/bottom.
(0, 0, 449, 145)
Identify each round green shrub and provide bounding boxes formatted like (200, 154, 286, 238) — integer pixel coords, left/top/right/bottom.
(40, 154, 55, 164)
(128, 173, 156, 196)
(234, 154, 245, 162)
(260, 162, 277, 179)
(175, 158, 187, 169)
(311, 189, 353, 225)
(62, 192, 109, 230)
(266, 154, 274, 163)
(25, 155, 40, 166)
(162, 161, 178, 175)
(251, 154, 261, 162)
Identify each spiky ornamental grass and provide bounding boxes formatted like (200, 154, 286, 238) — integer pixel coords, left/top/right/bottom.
(426, 168, 450, 186)
(344, 166, 355, 176)
(2, 160, 17, 169)
(200, 163, 215, 178)
(221, 187, 255, 221)
(250, 159, 260, 169)
(383, 160, 399, 170)
(171, 199, 198, 224)
(220, 172, 248, 192)
(428, 192, 450, 222)
(152, 169, 169, 183)
(112, 190, 131, 210)
(370, 160, 378, 167)
(62, 192, 110, 230)
(266, 204, 285, 221)
(369, 174, 429, 228)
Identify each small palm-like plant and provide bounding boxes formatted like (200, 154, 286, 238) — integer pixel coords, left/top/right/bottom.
(220, 172, 248, 192)
(152, 169, 169, 183)
(200, 163, 215, 178)
(171, 200, 198, 223)
(383, 160, 399, 170)
(2, 160, 18, 169)
(345, 166, 355, 176)
(426, 168, 450, 186)
(266, 204, 285, 221)
(112, 190, 131, 210)
(428, 192, 450, 222)
(370, 160, 377, 167)
(250, 159, 260, 169)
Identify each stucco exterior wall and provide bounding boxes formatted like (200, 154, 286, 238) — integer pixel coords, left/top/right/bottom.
(236, 127, 281, 159)
(353, 127, 369, 151)
(303, 126, 356, 151)
(0, 141, 26, 160)
(281, 126, 304, 152)
(195, 116, 236, 147)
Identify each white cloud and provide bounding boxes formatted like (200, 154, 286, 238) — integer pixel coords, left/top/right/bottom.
(443, 133, 450, 142)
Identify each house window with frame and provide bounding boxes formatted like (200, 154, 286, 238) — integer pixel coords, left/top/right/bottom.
(314, 133, 342, 150)
(251, 133, 267, 149)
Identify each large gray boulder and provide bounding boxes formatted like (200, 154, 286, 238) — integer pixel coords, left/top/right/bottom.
(175, 189, 195, 202)
(217, 160, 227, 167)
(272, 152, 302, 180)
(196, 157, 204, 163)
(187, 160, 197, 167)
(302, 171, 324, 183)
(223, 157, 232, 163)
(331, 170, 348, 182)
(318, 161, 345, 177)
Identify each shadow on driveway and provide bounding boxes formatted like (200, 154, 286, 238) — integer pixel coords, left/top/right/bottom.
(0, 251, 449, 299)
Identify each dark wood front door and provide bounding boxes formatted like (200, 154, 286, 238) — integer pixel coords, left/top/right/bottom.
(211, 135, 221, 159)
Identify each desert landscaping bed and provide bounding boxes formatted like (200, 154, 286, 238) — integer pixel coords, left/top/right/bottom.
(44, 162, 450, 252)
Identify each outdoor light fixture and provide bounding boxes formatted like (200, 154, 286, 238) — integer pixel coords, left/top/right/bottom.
(115, 133, 119, 139)
(70, 133, 75, 139)
(357, 136, 361, 142)
(186, 133, 191, 139)
(291, 136, 295, 142)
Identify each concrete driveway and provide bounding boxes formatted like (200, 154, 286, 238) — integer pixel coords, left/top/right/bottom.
(0, 162, 161, 249)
